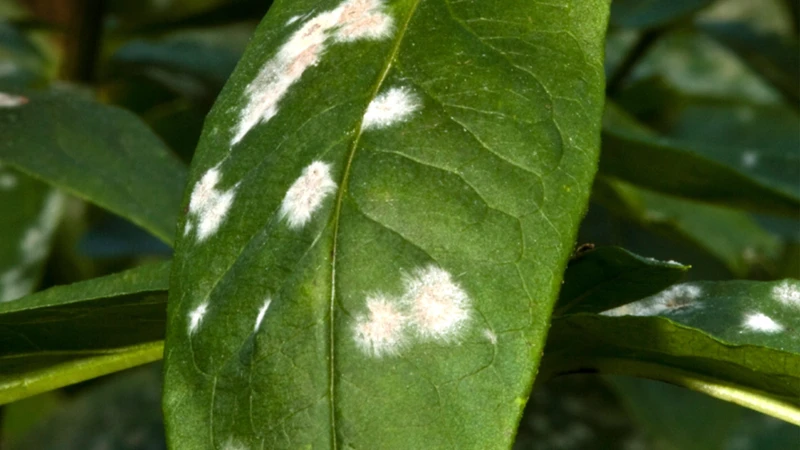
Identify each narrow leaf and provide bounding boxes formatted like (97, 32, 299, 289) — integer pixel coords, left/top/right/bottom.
(0, 261, 170, 404)
(0, 90, 188, 245)
(556, 246, 689, 316)
(164, 1, 610, 448)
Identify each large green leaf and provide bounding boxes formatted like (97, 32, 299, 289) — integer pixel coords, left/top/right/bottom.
(0, 261, 170, 404)
(600, 102, 800, 215)
(164, 0, 609, 448)
(542, 279, 800, 424)
(555, 246, 689, 316)
(0, 90, 187, 245)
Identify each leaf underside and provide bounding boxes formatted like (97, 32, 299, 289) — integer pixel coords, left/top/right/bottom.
(164, 0, 609, 448)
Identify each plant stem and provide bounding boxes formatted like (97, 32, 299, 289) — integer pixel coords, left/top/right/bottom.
(606, 28, 665, 96)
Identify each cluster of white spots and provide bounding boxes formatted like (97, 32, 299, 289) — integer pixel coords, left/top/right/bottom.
(362, 86, 421, 130)
(280, 161, 337, 229)
(772, 280, 800, 308)
(184, 165, 238, 242)
(353, 265, 473, 357)
(602, 283, 703, 317)
(188, 302, 209, 334)
(0, 190, 65, 302)
(740, 150, 759, 168)
(254, 298, 272, 331)
(742, 312, 784, 333)
(353, 295, 408, 357)
(0, 92, 28, 108)
(232, 0, 395, 145)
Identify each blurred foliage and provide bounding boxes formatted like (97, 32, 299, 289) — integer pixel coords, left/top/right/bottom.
(0, 0, 798, 447)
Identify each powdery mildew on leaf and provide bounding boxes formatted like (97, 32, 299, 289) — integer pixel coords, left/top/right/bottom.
(254, 298, 272, 331)
(602, 283, 703, 317)
(232, 0, 394, 145)
(0, 164, 17, 191)
(188, 302, 209, 334)
(483, 329, 498, 345)
(772, 280, 800, 308)
(362, 86, 420, 130)
(280, 161, 337, 229)
(0, 92, 28, 108)
(740, 150, 759, 168)
(402, 265, 472, 342)
(353, 295, 408, 357)
(742, 312, 784, 333)
(185, 165, 238, 242)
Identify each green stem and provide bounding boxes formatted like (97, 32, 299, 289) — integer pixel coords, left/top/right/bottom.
(606, 28, 665, 96)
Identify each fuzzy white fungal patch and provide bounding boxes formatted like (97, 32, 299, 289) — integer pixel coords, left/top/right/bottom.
(772, 280, 800, 308)
(483, 329, 497, 345)
(280, 161, 337, 229)
(402, 265, 471, 341)
(232, 0, 394, 145)
(255, 298, 272, 331)
(353, 295, 408, 357)
(0, 173, 17, 190)
(0, 92, 28, 108)
(741, 150, 759, 168)
(362, 86, 420, 130)
(188, 302, 209, 334)
(185, 165, 238, 242)
(603, 283, 703, 317)
(742, 312, 783, 333)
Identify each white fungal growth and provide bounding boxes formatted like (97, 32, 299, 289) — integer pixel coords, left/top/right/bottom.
(602, 283, 703, 317)
(742, 312, 783, 333)
(402, 265, 471, 341)
(232, 0, 394, 145)
(255, 298, 272, 331)
(285, 14, 305, 26)
(483, 329, 497, 345)
(362, 86, 420, 130)
(185, 165, 238, 242)
(188, 303, 209, 334)
(280, 161, 337, 229)
(353, 295, 408, 357)
(0, 173, 17, 190)
(772, 280, 800, 308)
(0, 92, 27, 108)
(741, 150, 759, 168)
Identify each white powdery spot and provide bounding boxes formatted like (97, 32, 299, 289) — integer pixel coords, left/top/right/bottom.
(0, 92, 27, 108)
(0, 173, 17, 190)
(280, 161, 337, 229)
(188, 303, 209, 334)
(742, 312, 783, 333)
(353, 295, 408, 357)
(772, 280, 800, 308)
(741, 150, 759, 168)
(362, 86, 420, 130)
(231, 0, 394, 145)
(0, 268, 34, 303)
(402, 265, 472, 341)
(255, 298, 272, 331)
(602, 283, 702, 317)
(483, 328, 497, 345)
(185, 165, 238, 242)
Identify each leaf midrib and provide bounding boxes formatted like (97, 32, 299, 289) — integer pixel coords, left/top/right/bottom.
(326, 1, 423, 447)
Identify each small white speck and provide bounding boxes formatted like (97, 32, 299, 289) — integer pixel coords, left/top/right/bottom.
(285, 14, 304, 26)
(189, 303, 209, 334)
(255, 298, 272, 331)
(362, 86, 420, 130)
(742, 312, 783, 333)
(772, 280, 800, 308)
(0, 92, 27, 108)
(353, 295, 408, 357)
(482, 329, 497, 345)
(741, 150, 759, 168)
(602, 283, 702, 317)
(0, 173, 17, 190)
(0, 268, 34, 302)
(280, 161, 337, 229)
(401, 265, 471, 341)
(185, 166, 238, 242)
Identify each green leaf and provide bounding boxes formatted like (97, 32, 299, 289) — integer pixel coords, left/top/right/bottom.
(0, 165, 64, 302)
(163, 0, 610, 448)
(556, 246, 689, 316)
(0, 90, 188, 245)
(542, 279, 800, 424)
(593, 176, 782, 277)
(600, 102, 800, 216)
(610, 0, 713, 29)
(0, 261, 170, 405)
